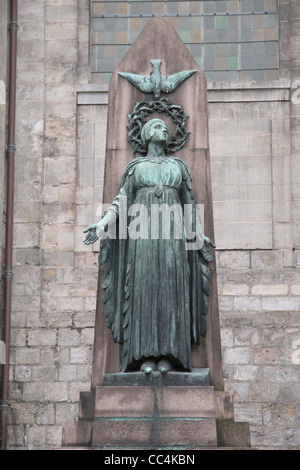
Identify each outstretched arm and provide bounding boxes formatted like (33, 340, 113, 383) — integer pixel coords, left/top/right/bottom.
(83, 209, 118, 245)
(83, 159, 137, 246)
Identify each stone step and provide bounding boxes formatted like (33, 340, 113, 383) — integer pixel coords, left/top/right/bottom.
(79, 385, 235, 421)
(62, 418, 251, 449)
(92, 416, 217, 447)
(95, 385, 217, 418)
(62, 382, 251, 449)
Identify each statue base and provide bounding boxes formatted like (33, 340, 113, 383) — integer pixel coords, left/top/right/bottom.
(62, 369, 251, 449)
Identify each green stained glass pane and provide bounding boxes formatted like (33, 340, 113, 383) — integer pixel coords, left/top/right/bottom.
(215, 15, 227, 29)
(178, 30, 191, 43)
(104, 72, 112, 84)
(195, 56, 203, 68)
(204, 44, 215, 57)
(265, 13, 277, 28)
(227, 56, 239, 70)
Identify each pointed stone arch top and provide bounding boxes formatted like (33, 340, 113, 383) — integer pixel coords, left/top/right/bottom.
(91, 17, 224, 391)
(106, 18, 208, 152)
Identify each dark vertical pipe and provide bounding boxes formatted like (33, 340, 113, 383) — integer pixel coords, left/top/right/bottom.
(1, 0, 17, 451)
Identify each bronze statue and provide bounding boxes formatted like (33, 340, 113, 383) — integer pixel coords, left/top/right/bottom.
(83, 118, 215, 375)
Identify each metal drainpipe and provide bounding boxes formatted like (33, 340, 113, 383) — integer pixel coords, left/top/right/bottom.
(1, 0, 18, 451)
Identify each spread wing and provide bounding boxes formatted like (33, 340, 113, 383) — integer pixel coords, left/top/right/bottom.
(118, 72, 154, 93)
(161, 70, 197, 94)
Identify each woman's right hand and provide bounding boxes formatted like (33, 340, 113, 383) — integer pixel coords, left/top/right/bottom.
(83, 221, 106, 245)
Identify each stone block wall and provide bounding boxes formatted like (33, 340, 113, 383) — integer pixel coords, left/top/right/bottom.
(216, 251, 300, 448)
(4, 0, 96, 449)
(1, 0, 300, 450)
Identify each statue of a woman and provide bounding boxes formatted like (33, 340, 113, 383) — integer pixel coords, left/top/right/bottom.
(83, 119, 214, 374)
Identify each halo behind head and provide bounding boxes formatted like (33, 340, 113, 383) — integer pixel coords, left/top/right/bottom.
(128, 97, 190, 155)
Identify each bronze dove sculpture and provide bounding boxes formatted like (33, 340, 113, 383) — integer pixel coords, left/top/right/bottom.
(118, 60, 197, 99)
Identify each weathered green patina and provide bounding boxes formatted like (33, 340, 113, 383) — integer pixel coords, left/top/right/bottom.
(119, 59, 196, 99)
(84, 118, 214, 374)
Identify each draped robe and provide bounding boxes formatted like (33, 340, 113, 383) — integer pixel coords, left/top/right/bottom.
(99, 155, 212, 372)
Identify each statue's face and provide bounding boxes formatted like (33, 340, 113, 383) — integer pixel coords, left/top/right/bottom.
(149, 120, 168, 145)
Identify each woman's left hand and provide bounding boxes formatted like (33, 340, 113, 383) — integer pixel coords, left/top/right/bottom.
(204, 236, 216, 249)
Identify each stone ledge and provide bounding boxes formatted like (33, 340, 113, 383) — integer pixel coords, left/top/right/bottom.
(77, 84, 109, 105)
(77, 80, 291, 105)
(103, 368, 211, 387)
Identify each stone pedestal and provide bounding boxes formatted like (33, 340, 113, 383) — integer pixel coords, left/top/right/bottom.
(62, 370, 251, 449)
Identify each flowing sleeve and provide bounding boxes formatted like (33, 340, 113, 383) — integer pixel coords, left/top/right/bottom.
(176, 158, 214, 344)
(98, 161, 137, 344)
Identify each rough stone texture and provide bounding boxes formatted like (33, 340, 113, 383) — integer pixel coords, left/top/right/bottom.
(1, 0, 300, 451)
(2, 0, 93, 450)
